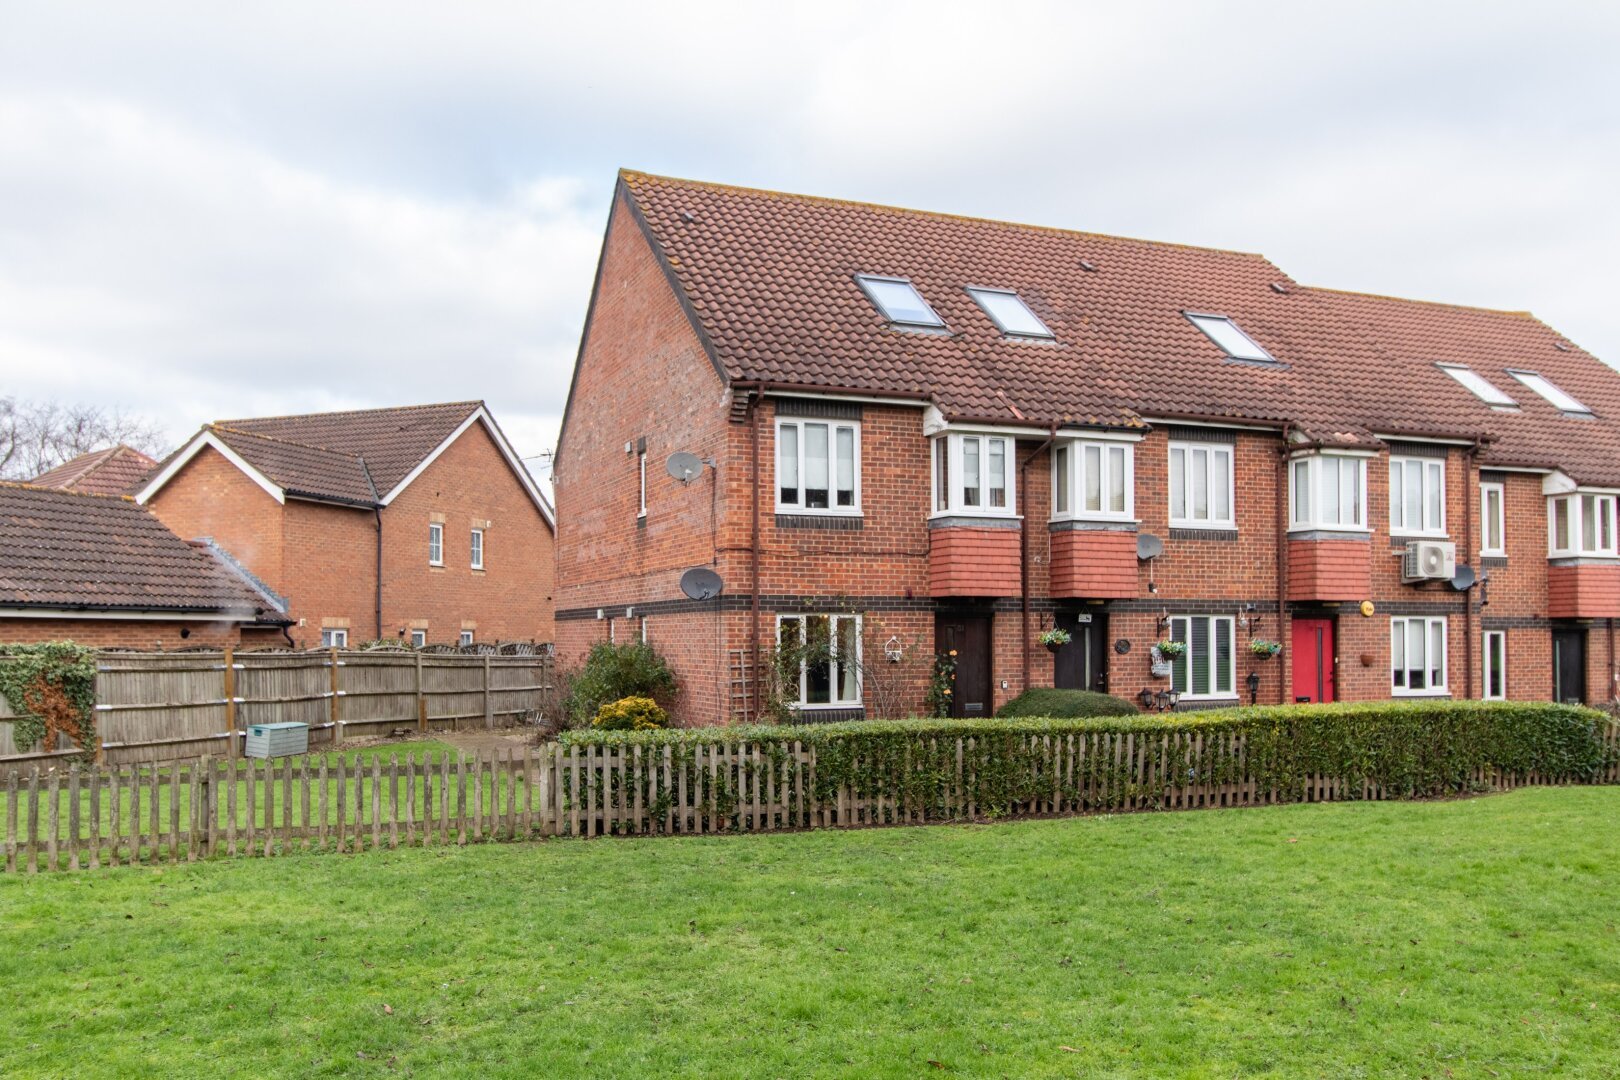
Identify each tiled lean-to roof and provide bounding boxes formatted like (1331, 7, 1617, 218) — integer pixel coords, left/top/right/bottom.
(29, 445, 157, 496)
(616, 169, 1620, 475)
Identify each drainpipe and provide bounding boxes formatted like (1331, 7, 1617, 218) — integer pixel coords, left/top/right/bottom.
(750, 384, 766, 720)
(1276, 426, 1293, 704)
(1019, 425, 1059, 694)
(373, 506, 384, 642)
(1463, 440, 1479, 699)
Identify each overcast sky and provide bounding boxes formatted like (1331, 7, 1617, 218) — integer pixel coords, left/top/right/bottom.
(3, 2, 1617, 478)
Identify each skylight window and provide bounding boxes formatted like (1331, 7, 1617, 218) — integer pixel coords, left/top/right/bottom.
(1438, 364, 1517, 408)
(1508, 370, 1590, 414)
(966, 287, 1052, 338)
(1184, 313, 1274, 363)
(855, 275, 943, 328)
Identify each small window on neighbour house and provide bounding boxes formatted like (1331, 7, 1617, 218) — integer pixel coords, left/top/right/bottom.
(1483, 631, 1506, 700)
(855, 276, 944, 327)
(1480, 483, 1505, 556)
(428, 523, 444, 565)
(1389, 457, 1446, 536)
(1508, 370, 1590, 415)
(1549, 492, 1617, 557)
(470, 528, 484, 569)
(966, 288, 1052, 338)
(1184, 313, 1274, 363)
(1289, 454, 1367, 531)
(777, 419, 859, 513)
(1168, 440, 1234, 528)
(320, 628, 348, 648)
(1051, 439, 1133, 521)
(638, 449, 647, 518)
(459, 630, 474, 647)
(931, 433, 1015, 515)
(1392, 616, 1447, 695)
(410, 629, 426, 648)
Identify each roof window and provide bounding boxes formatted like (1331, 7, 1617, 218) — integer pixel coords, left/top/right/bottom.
(1184, 313, 1274, 363)
(966, 287, 1052, 338)
(855, 275, 943, 328)
(1438, 364, 1518, 409)
(1508, 370, 1590, 415)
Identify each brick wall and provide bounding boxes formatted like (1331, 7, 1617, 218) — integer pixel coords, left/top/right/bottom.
(0, 618, 243, 649)
(147, 445, 285, 587)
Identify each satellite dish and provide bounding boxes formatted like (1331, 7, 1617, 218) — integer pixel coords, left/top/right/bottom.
(1449, 565, 1477, 592)
(1136, 533, 1164, 561)
(679, 566, 725, 601)
(666, 451, 704, 484)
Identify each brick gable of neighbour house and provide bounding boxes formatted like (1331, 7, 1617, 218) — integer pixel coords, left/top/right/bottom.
(140, 402, 555, 650)
(555, 170, 1620, 725)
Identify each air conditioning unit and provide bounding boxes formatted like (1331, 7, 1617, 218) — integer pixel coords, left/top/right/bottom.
(1402, 540, 1456, 583)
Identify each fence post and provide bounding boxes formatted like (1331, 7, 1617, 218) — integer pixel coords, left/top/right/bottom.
(223, 646, 238, 761)
(416, 652, 427, 734)
(329, 647, 341, 742)
(483, 655, 493, 730)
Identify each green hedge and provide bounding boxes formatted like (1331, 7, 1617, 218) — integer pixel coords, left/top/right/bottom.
(997, 688, 1138, 719)
(557, 701, 1618, 820)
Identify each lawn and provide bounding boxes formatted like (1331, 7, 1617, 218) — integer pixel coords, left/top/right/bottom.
(3, 787, 1618, 1078)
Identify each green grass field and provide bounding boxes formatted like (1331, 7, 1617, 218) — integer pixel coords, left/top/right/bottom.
(3, 787, 1617, 1078)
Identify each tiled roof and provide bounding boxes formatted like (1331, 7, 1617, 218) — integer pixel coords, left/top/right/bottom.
(206, 426, 380, 504)
(0, 483, 286, 617)
(29, 445, 157, 496)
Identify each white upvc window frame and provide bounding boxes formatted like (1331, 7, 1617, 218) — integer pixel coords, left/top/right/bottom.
(1508, 369, 1590, 415)
(470, 527, 484, 570)
(1184, 311, 1275, 363)
(1167, 615, 1237, 700)
(1288, 453, 1369, 532)
(965, 286, 1053, 339)
(1168, 439, 1235, 529)
(1480, 482, 1506, 557)
(638, 448, 647, 519)
(428, 523, 444, 566)
(1483, 630, 1507, 700)
(1050, 438, 1134, 522)
(320, 628, 349, 648)
(1391, 615, 1448, 697)
(1388, 456, 1447, 538)
(776, 418, 861, 515)
(776, 613, 863, 710)
(459, 630, 474, 647)
(930, 432, 1017, 517)
(1548, 491, 1618, 558)
(410, 629, 427, 648)
(855, 274, 945, 328)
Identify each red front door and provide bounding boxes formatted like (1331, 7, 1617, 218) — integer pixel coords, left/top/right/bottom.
(1292, 618, 1336, 703)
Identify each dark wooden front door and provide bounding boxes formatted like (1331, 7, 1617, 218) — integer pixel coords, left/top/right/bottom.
(1053, 612, 1107, 692)
(1291, 617, 1336, 703)
(936, 612, 993, 717)
(1553, 627, 1587, 704)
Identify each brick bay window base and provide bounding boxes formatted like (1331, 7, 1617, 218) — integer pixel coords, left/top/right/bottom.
(1287, 532, 1371, 601)
(929, 517, 1021, 598)
(1049, 523, 1137, 598)
(1547, 561, 1620, 618)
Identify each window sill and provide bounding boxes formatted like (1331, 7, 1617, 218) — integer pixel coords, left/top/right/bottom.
(1049, 515, 1138, 528)
(774, 507, 863, 518)
(1392, 690, 1451, 699)
(1389, 532, 1449, 543)
(1287, 526, 1371, 537)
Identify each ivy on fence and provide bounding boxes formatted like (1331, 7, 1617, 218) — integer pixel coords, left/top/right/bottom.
(0, 642, 97, 755)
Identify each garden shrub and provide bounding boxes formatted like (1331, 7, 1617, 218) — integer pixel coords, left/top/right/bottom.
(997, 687, 1138, 719)
(564, 642, 677, 726)
(592, 695, 669, 731)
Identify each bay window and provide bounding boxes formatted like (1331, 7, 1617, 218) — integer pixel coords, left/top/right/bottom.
(1389, 456, 1446, 536)
(1391, 616, 1448, 695)
(777, 614, 862, 708)
(1168, 615, 1235, 700)
(1289, 453, 1367, 531)
(777, 419, 859, 513)
(1169, 440, 1234, 528)
(1548, 492, 1617, 557)
(1051, 439, 1133, 522)
(931, 433, 1016, 515)
(1480, 482, 1505, 556)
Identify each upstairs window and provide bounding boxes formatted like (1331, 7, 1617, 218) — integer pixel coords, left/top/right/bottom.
(470, 528, 484, 569)
(855, 275, 944, 328)
(638, 448, 647, 518)
(1509, 370, 1590, 415)
(1184, 313, 1274, 363)
(966, 287, 1052, 338)
(1439, 364, 1517, 408)
(428, 523, 444, 565)
(1389, 456, 1446, 536)
(1169, 440, 1234, 528)
(932, 433, 1015, 516)
(1289, 454, 1367, 531)
(1051, 439, 1133, 521)
(1549, 492, 1617, 558)
(1480, 482, 1505, 556)
(777, 419, 860, 514)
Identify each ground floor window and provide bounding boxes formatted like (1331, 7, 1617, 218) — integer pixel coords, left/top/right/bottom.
(1168, 615, 1234, 699)
(1483, 630, 1506, 699)
(410, 629, 426, 647)
(777, 613, 861, 708)
(459, 630, 474, 647)
(320, 628, 348, 647)
(1392, 616, 1447, 695)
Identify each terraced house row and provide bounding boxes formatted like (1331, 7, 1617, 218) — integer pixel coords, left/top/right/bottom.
(555, 170, 1620, 725)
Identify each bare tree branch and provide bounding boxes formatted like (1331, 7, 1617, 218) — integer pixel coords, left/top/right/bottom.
(0, 397, 166, 481)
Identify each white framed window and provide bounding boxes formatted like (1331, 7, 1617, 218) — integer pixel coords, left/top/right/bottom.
(470, 528, 484, 569)
(1391, 616, 1448, 696)
(1480, 482, 1505, 556)
(459, 630, 474, 647)
(1483, 630, 1506, 700)
(966, 287, 1052, 338)
(320, 628, 348, 648)
(1439, 364, 1517, 409)
(777, 613, 862, 708)
(639, 618, 649, 644)
(1051, 439, 1133, 521)
(1169, 440, 1234, 528)
(1289, 454, 1368, 531)
(1508, 370, 1590, 415)
(428, 523, 444, 565)
(1167, 615, 1235, 700)
(637, 449, 647, 518)
(1548, 492, 1618, 557)
(776, 418, 860, 514)
(410, 629, 426, 648)
(931, 433, 1016, 516)
(1184, 312, 1274, 363)
(1389, 456, 1446, 536)
(855, 275, 944, 328)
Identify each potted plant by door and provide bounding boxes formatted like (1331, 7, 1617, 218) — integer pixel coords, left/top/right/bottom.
(1039, 627, 1073, 654)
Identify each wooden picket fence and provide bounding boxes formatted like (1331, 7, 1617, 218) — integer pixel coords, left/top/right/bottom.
(6, 721, 1619, 873)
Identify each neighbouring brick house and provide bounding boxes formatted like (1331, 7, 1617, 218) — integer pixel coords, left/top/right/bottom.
(29, 445, 157, 495)
(555, 170, 1620, 725)
(0, 483, 289, 647)
(137, 401, 555, 649)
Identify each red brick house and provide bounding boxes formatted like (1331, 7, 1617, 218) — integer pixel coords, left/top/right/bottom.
(555, 170, 1620, 725)
(29, 445, 157, 495)
(138, 401, 555, 649)
(0, 482, 289, 647)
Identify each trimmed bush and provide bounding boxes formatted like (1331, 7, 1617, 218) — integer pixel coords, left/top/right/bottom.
(564, 642, 677, 726)
(997, 688, 1138, 719)
(592, 695, 669, 731)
